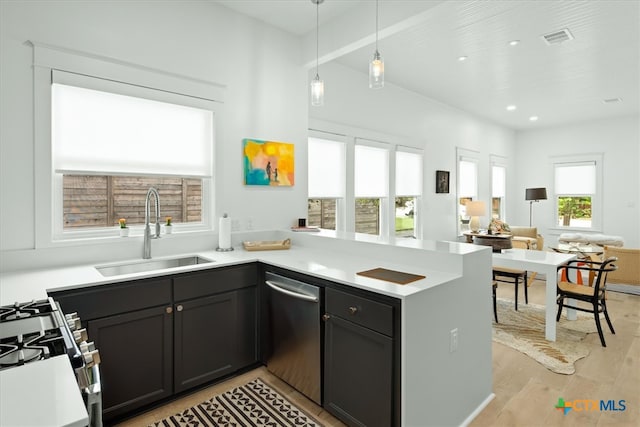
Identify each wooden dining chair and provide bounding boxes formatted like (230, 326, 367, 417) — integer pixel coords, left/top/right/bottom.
(556, 257, 618, 347)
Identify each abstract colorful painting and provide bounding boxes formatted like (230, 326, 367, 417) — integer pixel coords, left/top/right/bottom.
(243, 138, 295, 186)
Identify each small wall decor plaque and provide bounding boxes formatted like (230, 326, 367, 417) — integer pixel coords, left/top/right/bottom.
(243, 138, 294, 186)
(436, 170, 450, 193)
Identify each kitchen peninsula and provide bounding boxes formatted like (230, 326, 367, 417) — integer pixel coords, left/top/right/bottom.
(0, 230, 494, 426)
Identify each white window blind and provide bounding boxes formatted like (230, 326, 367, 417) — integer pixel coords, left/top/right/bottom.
(52, 82, 213, 177)
(492, 165, 506, 197)
(555, 162, 596, 194)
(396, 151, 423, 196)
(308, 137, 345, 198)
(355, 144, 389, 198)
(459, 159, 477, 198)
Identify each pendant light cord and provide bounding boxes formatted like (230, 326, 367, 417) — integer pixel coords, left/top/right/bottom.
(316, 0, 319, 78)
(375, 0, 379, 53)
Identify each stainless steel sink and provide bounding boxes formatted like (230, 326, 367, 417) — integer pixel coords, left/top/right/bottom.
(96, 256, 214, 277)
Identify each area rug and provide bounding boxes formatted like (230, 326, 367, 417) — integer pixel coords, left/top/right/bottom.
(150, 378, 323, 427)
(493, 298, 599, 375)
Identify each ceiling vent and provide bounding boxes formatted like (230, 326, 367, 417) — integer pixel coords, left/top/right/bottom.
(542, 28, 574, 45)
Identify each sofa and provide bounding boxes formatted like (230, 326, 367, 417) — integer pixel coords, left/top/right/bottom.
(507, 226, 544, 250)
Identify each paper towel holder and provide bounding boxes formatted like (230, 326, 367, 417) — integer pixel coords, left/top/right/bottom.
(216, 213, 234, 252)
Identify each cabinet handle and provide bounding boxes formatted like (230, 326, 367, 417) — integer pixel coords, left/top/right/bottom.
(349, 306, 358, 315)
(165, 306, 173, 314)
(322, 314, 331, 322)
(176, 305, 183, 312)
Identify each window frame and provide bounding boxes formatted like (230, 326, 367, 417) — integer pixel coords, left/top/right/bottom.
(355, 138, 390, 237)
(307, 130, 348, 231)
(395, 147, 423, 238)
(32, 42, 224, 247)
(457, 148, 480, 235)
(551, 154, 603, 232)
(490, 155, 507, 221)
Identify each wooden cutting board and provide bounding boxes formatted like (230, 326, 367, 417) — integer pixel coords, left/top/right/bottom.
(356, 267, 425, 285)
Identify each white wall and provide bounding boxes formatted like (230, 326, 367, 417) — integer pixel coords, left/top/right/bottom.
(0, 1, 308, 266)
(515, 116, 640, 247)
(309, 62, 517, 241)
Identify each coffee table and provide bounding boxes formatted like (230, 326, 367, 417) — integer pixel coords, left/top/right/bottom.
(550, 242, 603, 257)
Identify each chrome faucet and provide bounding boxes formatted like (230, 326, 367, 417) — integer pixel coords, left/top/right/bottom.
(143, 187, 161, 259)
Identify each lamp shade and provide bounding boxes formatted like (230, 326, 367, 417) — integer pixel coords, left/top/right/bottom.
(466, 201, 486, 216)
(525, 187, 547, 201)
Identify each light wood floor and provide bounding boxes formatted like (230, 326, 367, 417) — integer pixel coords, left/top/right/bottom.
(117, 280, 639, 427)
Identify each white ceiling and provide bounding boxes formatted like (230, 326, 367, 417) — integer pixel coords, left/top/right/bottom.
(218, 0, 639, 130)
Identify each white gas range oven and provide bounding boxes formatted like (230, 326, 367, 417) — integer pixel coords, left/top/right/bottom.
(0, 298, 102, 427)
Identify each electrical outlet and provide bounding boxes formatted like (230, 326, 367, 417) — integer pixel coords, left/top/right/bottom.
(245, 218, 253, 230)
(450, 328, 458, 353)
(231, 219, 241, 231)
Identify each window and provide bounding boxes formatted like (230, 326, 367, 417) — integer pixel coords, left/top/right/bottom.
(307, 137, 345, 230)
(63, 176, 202, 229)
(457, 149, 479, 233)
(355, 144, 389, 235)
(491, 162, 506, 220)
(395, 150, 422, 237)
(51, 71, 215, 237)
(553, 156, 602, 229)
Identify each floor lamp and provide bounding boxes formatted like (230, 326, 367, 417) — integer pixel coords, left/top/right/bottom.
(525, 187, 547, 227)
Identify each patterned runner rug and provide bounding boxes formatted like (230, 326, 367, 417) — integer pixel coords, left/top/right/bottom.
(493, 298, 599, 375)
(150, 378, 323, 427)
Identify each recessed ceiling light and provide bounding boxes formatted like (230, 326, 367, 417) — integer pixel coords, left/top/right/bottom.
(529, 116, 539, 121)
(508, 40, 520, 46)
(602, 97, 622, 104)
(506, 105, 517, 111)
(458, 56, 468, 61)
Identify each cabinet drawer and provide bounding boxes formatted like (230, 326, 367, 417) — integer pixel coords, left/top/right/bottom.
(326, 287, 393, 336)
(53, 277, 172, 321)
(174, 263, 258, 301)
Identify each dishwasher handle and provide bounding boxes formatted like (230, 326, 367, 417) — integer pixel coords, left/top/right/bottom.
(265, 280, 319, 303)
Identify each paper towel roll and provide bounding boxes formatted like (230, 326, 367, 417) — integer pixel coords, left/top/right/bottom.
(218, 214, 231, 249)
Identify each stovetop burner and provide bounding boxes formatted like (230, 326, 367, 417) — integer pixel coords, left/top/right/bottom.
(0, 330, 67, 369)
(0, 299, 57, 322)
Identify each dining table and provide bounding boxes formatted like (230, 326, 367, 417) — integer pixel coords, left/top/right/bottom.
(492, 248, 576, 341)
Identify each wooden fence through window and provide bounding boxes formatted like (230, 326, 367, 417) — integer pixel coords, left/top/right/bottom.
(63, 175, 202, 228)
(308, 198, 380, 235)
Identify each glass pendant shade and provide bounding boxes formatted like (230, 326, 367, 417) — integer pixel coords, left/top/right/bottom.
(369, 51, 384, 89)
(311, 75, 324, 106)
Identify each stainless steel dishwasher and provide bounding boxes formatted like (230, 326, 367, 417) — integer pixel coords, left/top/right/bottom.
(265, 272, 321, 405)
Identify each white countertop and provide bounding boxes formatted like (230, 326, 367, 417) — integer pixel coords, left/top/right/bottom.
(0, 230, 491, 427)
(0, 231, 475, 305)
(0, 356, 88, 427)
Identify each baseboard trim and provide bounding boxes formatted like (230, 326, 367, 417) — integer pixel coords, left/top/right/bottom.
(459, 392, 496, 427)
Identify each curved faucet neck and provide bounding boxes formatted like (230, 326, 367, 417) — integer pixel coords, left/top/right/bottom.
(145, 187, 160, 224)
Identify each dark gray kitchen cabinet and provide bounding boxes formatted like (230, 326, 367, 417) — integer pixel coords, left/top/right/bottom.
(173, 285, 257, 392)
(52, 263, 258, 423)
(87, 305, 173, 420)
(173, 265, 258, 392)
(174, 292, 237, 392)
(323, 287, 396, 427)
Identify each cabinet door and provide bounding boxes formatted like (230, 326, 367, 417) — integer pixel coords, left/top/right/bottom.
(324, 315, 393, 427)
(174, 292, 238, 392)
(87, 305, 173, 422)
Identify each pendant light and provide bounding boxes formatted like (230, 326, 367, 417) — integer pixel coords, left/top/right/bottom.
(310, 0, 324, 106)
(369, 0, 384, 89)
